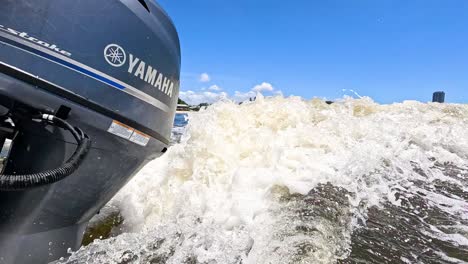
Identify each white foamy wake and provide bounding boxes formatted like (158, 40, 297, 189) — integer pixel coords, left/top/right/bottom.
(63, 96, 468, 263)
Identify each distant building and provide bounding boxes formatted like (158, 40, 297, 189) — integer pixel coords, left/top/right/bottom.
(432, 91, 445, 103)
(176, 104, 190, 112)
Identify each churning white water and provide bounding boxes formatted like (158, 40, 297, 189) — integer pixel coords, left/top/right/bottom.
(59, 96, 468, 263)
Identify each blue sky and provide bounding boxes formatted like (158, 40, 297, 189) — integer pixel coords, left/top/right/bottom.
(157, 0, 468, 104)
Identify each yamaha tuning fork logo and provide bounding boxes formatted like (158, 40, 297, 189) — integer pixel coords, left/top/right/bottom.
(103, 43, 175, 98)
(104, 44, 126, 67)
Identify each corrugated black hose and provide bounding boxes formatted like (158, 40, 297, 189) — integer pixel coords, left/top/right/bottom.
(0, 114, 91, 191)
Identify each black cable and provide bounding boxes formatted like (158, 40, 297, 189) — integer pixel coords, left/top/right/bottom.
(0, 114, 91, 191)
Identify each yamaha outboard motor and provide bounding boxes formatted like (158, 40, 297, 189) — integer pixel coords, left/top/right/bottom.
(0, 0, 180, 263)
